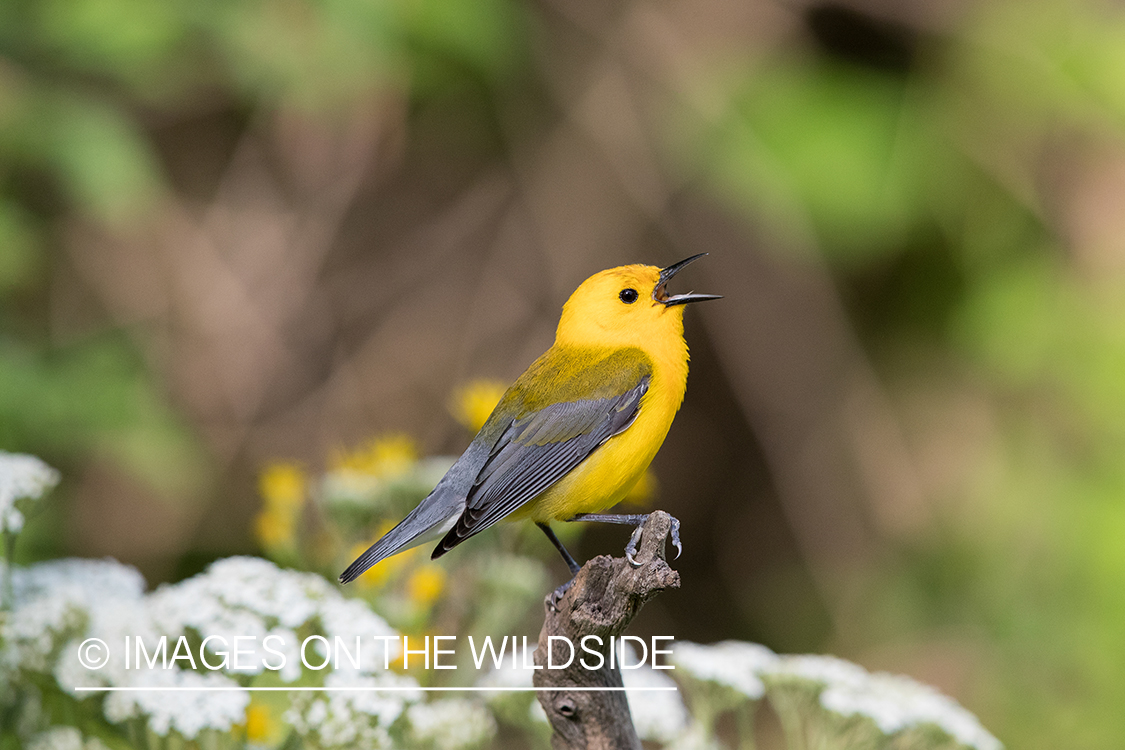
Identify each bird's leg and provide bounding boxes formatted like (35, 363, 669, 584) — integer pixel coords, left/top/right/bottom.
(567, 513, 682, 567)
(537, 522, 582, 575)
(538, 523, 582, 611)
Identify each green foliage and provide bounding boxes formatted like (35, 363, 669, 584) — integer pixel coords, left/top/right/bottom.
(0, 335, 206, 500)
(668, 2, 1125, 747)
(709, 61, 921, 261)
(0, 204, 41, 292)
(0, 0, 527, 546)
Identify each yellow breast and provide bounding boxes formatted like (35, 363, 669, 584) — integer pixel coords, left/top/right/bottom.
(514, 342, 689, 523)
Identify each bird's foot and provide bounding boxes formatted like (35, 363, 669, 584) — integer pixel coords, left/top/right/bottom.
(547, 577, 574, 612)
(569, 511, 682, 566)
(624, 514, 682, 567)
(624, 524, 645, 567)
(552, 577, 575, 602)
(669, 515, 682, 560)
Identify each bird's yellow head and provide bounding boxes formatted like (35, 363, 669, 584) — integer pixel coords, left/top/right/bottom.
(555, 254, 720, 349)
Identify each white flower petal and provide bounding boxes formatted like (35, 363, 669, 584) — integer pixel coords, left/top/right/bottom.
(672, 640, 778, 699)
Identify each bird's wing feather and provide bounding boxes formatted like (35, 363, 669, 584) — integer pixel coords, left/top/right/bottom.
(337, 440, 492, 583)
(433, 374, 649, 556)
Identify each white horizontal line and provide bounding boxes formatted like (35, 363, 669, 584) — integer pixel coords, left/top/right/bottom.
(74, 686, 678, 693)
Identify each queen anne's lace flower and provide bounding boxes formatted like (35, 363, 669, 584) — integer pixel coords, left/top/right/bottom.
(6, 554, 412, 741)
(25, 726, 110, 750)
(766, 653, 870, 689)
(143, 556, 401, 682)
(406, 697, 497, 750)
(25, 727, 84, 750)
(103, 669, 249, 738)
(2, 559, 145, 678)
(623, 661, 689, 743)
(764, 654, 1002, 750)
(285, 671, 422, 749)
(0, 452, 60, 533)
(11, 558, 145, 603)
(672, 640, 779, 699)
(148, 556, 325, 635)
(819, 670, 1002, 750)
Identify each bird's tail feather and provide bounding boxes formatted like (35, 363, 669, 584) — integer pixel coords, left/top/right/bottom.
(338, 490, 462, 584)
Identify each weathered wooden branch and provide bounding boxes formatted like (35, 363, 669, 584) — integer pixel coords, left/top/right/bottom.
(533, 511, 681, 750)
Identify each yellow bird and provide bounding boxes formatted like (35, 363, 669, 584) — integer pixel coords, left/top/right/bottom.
(340, 254, 719, 589)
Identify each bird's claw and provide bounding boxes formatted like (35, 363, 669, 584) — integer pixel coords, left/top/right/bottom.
(625, 524, 645, 567)
(548, 578, 574, 612)
(624, 514, 682, 566)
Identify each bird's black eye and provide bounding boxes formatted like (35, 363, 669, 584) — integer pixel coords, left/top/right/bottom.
(619, 288, 638, 304)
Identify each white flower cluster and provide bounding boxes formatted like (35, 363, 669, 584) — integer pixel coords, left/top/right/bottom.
(766, 653, 1004, 749)
(0, 451, 60, 533)
(103, 669, 249, 738)
(621, 660, 689, 744)
(286, 671, 423, 750)
(3, 558, 145, 677)
(3, 555, 414, 742)
(671, 640, 779, 700)
(4, 557, 250, 738)
(25, 726, 111, 750)
(146, 556, 400, 681)
(769, 653, 871, 689)
(810, 663, 1002, 750)
(406, 697, 497, 750)
(671, 642, 1001, 750)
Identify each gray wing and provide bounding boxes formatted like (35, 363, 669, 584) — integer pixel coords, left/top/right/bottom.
(432, 377, 649, 558)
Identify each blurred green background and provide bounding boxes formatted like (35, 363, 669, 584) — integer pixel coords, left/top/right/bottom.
(2, 0, 1124, 746)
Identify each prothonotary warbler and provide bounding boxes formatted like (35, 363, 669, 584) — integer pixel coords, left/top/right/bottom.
(340, 254, 720, 591)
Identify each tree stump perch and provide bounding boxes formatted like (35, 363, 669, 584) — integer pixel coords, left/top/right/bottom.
(533, 511, 681, 749)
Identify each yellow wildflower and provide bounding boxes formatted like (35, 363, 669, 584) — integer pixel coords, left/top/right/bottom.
(254, 509, 295, 549)
(406, 564, 447, 607)
(332, 434, 418, 477)
(244, 700, 282, 744)
(449, 379, 507, 433)
(258, 463, 306, 511)
(621, 469, 658, 507)
(368, 434, 418, 476)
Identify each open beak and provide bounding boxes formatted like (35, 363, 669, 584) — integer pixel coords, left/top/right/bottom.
(654, 253, 723, 306)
